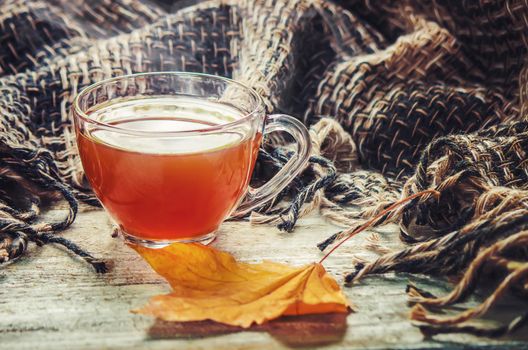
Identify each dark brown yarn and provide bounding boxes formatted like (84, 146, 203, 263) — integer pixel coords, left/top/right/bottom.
(0, 0, 527, 337)
(343, 124, 528, 334)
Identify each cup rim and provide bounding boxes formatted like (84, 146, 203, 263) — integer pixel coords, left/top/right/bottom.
(73, 71, 265, 136)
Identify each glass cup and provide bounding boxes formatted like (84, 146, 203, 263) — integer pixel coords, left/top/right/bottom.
(72, 72, 311, 247)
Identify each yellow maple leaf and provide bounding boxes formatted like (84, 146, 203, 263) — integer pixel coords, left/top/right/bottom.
(132, 243, 352, 328)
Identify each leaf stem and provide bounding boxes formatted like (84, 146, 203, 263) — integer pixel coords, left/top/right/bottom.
(319, 189, 440, 264)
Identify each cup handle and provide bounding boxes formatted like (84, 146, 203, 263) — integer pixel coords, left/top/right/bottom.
(232, 114, 312, 217)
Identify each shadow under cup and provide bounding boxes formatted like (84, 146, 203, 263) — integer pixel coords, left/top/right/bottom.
(73, 72, 310, 247)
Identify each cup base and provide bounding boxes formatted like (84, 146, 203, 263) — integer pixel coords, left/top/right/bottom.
(121, 231, 216, 248)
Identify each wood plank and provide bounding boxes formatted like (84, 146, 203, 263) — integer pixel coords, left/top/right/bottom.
(1, 206, 527, 349)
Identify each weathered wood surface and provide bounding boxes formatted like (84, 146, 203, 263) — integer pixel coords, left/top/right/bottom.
(1, 206, 527, 349)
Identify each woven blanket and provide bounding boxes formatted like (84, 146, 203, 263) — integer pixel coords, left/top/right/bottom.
(0, 0, 527, 335)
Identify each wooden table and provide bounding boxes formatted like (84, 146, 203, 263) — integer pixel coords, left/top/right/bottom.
(1, 206, 527, 349)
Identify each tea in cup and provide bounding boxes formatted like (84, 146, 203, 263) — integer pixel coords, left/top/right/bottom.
(73, 72, 310, 247)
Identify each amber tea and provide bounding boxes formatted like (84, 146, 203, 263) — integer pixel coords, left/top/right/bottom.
(77, 97, 261, 243)
(73, 72, 310, 247)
